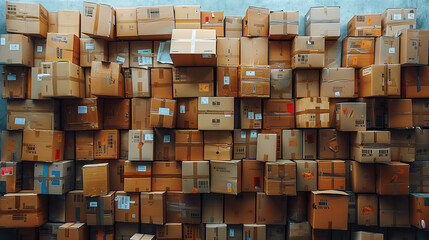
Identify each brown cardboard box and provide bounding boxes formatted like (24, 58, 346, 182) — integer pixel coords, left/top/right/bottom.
(141, 191, 166, 225)
(356, 194, 378, 226)
(287, 221, 311, 240)
(204, 131, 233, 160)
(233, 129, 258, 160)
(83, 163, 109, 196)
(317, 160, 346, 191)
(206, 224, 227, 240)
(217, 67, 238, 97)
(321, 68, 356, 98)
(107, 159, 125, 191)
(130, 41, 153, 69)
(282, 129, 303, 159)
(399, 29, 429, 66)
(294, 70, 319, 98)
(114, 191, 139, 223)
(410, 161, 429, 193)
(84, 68, 94, 98)
(80, 38, 108, 67)
(295, 160, 317, 191)
(256, 192, 286, 224)
(175, 130, 203, 161)
(89, 226, 114, 240)
(217, 38, 239, 67)
(33, 39, 46, 67)
(225, 16, 242, 37)
(170, 29, 216, 66)
(386, 99, 413, 128)
(270, 69, 292, 99)
(156, 223, 182, 240)
(347, 14, 382, 37)
(152, 161, 182, 191)
(39, 61, 84, 98)
(352, 231, 383, 240)
(182, 161, 209, 193)
(291, 37, 325, 69)
(391, 129, 415, 162)
(305, 7, 341, 39)
(336, 102, 366, 131)
(109, 41, 130, 68)
(150, 98, 176, 128)
(303, 129, 317, 160)
(351, 131, 391, 163)
(90, 61, 124, 98)
(1, 131, 22, 162)
(166, 192, 201, 224)
(261, 129, 282, 159)
(120, 131, 129, 160)
(243, 7, 269, 37)
(202, 193, 223, 223)
(103, 99, 130, 129)
(198, 97, 234, 130)
(155, 128, 175, 160)
(243, 225, 266, 239)
(227, 225, 243, 240)
(0, 34, 33, 66)
(93, 130, 119, 160)
(64, 131, 75, 160)
(211, 160, 241, 195)
(224, 193, 255, 224)
(240, 99, 262, 129)
(86, 191, 115, 225)
(202, 11, 224, 37)
(242, 160, 264, 192)
(183, 224, 204, 240)
(116, 8, 138, 39)
(263, 99, 295, 129)
(131, 98, 151, 130)
(128, 130, 154, 161)
(325, 40, 341, 68)
(359, 64, 401, 97)
(0, 162, 21, 193)
(34, 160, 74, 195)
(81, 2, 115, 40)
(416, 129, 429, 159)
(57, 10, 80, 37)
(382, 8, 416, 36)
(410, 193, 429, 229)
(22, 130, 64, 162)
(265, 160, 296, 195)
(151, 68, 172, 99)
(173, 67, 214, 98)
(7, 99, 60, 130)
(308, 190, 349, 230)
(318, 129, 349, 159)
(380, 195, 410, 227)
(48, 11, 58, 33)
(402, 67, 429, 98)
(269, 11, 299, 40)
(375, 36, 399, 64)
(238, 65, 270, 98)
(342, 37, 374, 68)
(376, 162, 409, 195)
(350, 161, 375, 193)
(295, 97, 330, 128)
(62, 98, 103, 131)
(268, 41, 291, 68)
(57, 223, 87, 240)
(137, 6, 174, 39)
(240, 37, 268, 65)
(256, 134, 276, 162)
(65, 190, 87, 223)
(2, 66, 27, 99)
(5, 2, 48, 38)
(358, 98, 385, 129)
(124, 161, 151, 192)
(175, 6, 201, 29)
(45, 33, 79, 65)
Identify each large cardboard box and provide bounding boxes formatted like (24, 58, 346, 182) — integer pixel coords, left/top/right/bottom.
(342, 37, 374, 68)
(308, 190, 349, 230)
(321, 68, 356, 98)
(225, 16, 242, 37)
(410, 161, 429, 193)
(116, 8, 138, 39)
(382, 8, 417, 36)
(292, 36, 325, 69)
(156, 223, 182, 240)
(263, 99, 295, 129)
(204, 131, 233, 160)
(90, 61, 124, 98)
(0, 34, 33, 66)
(318, 129, 349, 159)
(93, 130, 119, 160)
(295, 97, 330, 128)
(356, 194, 378, 226)
(0, 162, 21, 193)
(351, 131, 390, 163)
(242, 160, 264, 192)
(34, 160, 74, 195)
(375, 36, 399, 64)
(151, 68, 172, 99)
(152, 161, 182, 191)
(7, 100, 60, 130)
(128, 130, 154, 161)
(325, 40, 341, 68)
(5, 2, 48, 38)
(83, 163, 109, 197)
(198, 97, 234, 130)
(155, 129, 175, 160)
(202, 11, 224, 37)
(81, 2, 115, 40)
(57, 223, 87, 240)
(295, 160, 317, 191)
(109, 41, 130, 68)
(173, 67, 214, 97)
(22, 130, 64, 162)
(240, 37, 268, 65)
(399, 29, 429, 66)
(265, 160, 296, 195)
(243, 7, 269, 37)
(45, 33, 79, 65)
(376, 162, 409, 195)
(233, 130, 258, 160)
(348, 14, 382, 37)
(131, 98, 151, 130)
(39, 61, 84, 98)
(282, 129, 303, 159)
(256, 134, 276, 162)
(224, 193, 255, 224)
(175, 100, 198, 129)
(124, 161, 151, 192)
(65, 190, 87, 223)
(350, 161, 375, 193)
(170, 29, 216, 66)
(336, 102, 366, 131)
(103, 99, 130, 129)
(130, 41, 153, 69)
(62, 98, 103, 131)
(294, 69, 319, 98)
(217, 67, 238, 97)
(359, 64, 401, 97)
(33, 39, 46, 67)
(410, 193, 429, 229)
(379, 195, 409, 227)
(150, 98, 176, 128)
(137, 6, 174, 39)
(1, 131, 22, 162)
(317, 160, 346, 191)
(182, 161, 210, 193)
(305, 7, 341, 39)
(217, 38, 239, 67)
(0, 193, 48, 228)
(166, 192, 201, 224)
(114, 191, 139, 223)
(402, 67, 429, 98)
(269, 11, 299, 40)
(175, 130, 203, 161)
(211, 160, 241, 195)
(57, 10, 80, 37)
(2, 66, 27, 99)
(80, 38, 108, 67)
(240, 99, 262, 129)
(86, 191, 115, 226)
(391, 129, 415, 163)
(270, 68, 292, 99)
(238, 65, 270, 98)
(141, 191, 166, 225)
(303, 129, 317, 160)
(256, 192, 286, 224)
(175, 6, 201, 29)
(386, 99, 413, 128)
(206, 224, 227, 240)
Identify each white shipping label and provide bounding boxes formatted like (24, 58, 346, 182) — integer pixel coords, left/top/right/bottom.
(164, 135, 170, 143)
(225, 114, 231, 117)
(389, 48, 395, 54)
(246, 71, 255, 76)
(116, 56, 125, 63)
(248, 112, 254, 120)
(241, 131, 246, 139)
(9, 44, 19, 51)
(335, 91, 340, 97)
(229, 229, 235, 237)
(7, 74, 16, 81)
(138, 56, 152, 66)
(85, 43, 95, 50)
(223, 76, 230, 85)
(255, 113, 262, 120)
(362, 68, 372, 76)
(159, 107, 170, 116)
(144, 134, 154, 141)
(250, 130, 257, 138)
(201, 97, 209, 104)
(180, 105, 186, 113)
(14, 118, 25, 125)
(336, 113, 340, 121)
(89, 202, 98, 207)
(408, 13, 415, 19)
(202, 54, 212, 58)
(0, 38, 5, 45)
(78, 106, 87, 114)
(137, 165, 147, 172)
(37, 74, 50, 82)
(36, 45, 43, 53)
(116, 196, 130, 210)
(393, 14, 402, 20)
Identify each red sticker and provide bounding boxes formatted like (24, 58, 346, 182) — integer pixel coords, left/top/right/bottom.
(205, 16, 209, 23)
(55, 149, 60, 160)
(287, 103, 294, 113)
(154, 82, 159, 87)
(306, 134, 314, 144)
(1, 167, 13, 176)
(138, 142, 143, 149)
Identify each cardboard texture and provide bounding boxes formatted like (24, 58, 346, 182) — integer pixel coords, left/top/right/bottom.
(166, 192, 201, 224)
(342, 37, 374, 68)
(294, 160, 317, 191)
(202, 193, 223, 223)
(402, 67, 429, 98)
(294, 69, 319, 98)
(269, 11, 299, 39)
(263, 99, 295, 129)
(305, 7, 341, 38)
(156, 223, 182, 240)
(224, 193, 255, 224)
(114, 191, 139, 223)
(182, 161, 210, 193)
(175, 6, 201, 29)
(131, 98, 151, 130)
(128, 130, 154, 161)
(282, 129, 303, 159)
(410, 193, 429, 229)
(65, 190, 87, 223)
(22, 130, 64, 162)
(240, 98, 262, 129)
(103, 99, 130, 129)
(2, 66, 27, 99)
(211, 160, 241, 195)
(45, 33, 79, 65)
(90, 61, 125, 98)
(386, 99, 413, 128)
(359, 64, 401, 97)
(376, 162, 409, 195)
(206, 224, 227, 240)
(270, 68, 292, 99)
(242, 160, 264, 192)
(62, 98, 103, 131)
(1, 131, 22, 162)
(151, 68, 172, 99)
(204, 131, 233, 160)
(116, 8, 138, 39)
(321, 67, 357, 98)
(318, 129, 349, 159)
(295, 97, 330, 128)
(7, 100, 60, 130)
(198, 97, 234, 130)
(176, 98, 198, 129)
(317, 160, 346, 191)
(130, 41, 153, 69)
(137, 6, 174, 39)
(391, 129, 415, 162)
(291, 36, 325, 69)
(141, 191, 166, 225)
(34, 160, 74, 195)
(356, 194, 378, 226)
(39, 61, 84, 98)
(256, 192, 286, 224)
(399, 29, 429, 66)
(238, 65, 270, 98)
(351, 131, 391, 163)
(0, 193, 48, 228)
(379, 195, 410, 227)
(217, 67, 238, 97)
(80, 38, 108, 67)
(82, 163, 109, 197)
(375, 36, 399, 64)
(308, 190, 349, 230)
(109, 41, 130, 68)
(86, 191, 115, 225)
(173, 67, 214, 98)
(225, 16, 242, 38)
(256, 134, 277, 162)
(155, 128, 175, 160)
(150, 98, 176, 128)
(152, 161, 182, 191)
(93, 130, 119, 160)
(217, 38, 239, 67)
(57, 223, 87, 240)
(0, 34, 33, 66)
(243, 7, 269, 37)
(202, 11, 224, 37)
(240, 37, 268, 65)
(350, 161, 375, 193)
(336, 102, 367, 131)
(347, 14, 382, 37)
(175, 130, 204, 161)
(81, 2, 115, 40)
(0, 162, 22, 193)
(124, 161, 151, 192)
(265, 160, 296, 195)
(6, 2, 48, 37)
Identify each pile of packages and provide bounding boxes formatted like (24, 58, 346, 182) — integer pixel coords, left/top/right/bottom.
(1, 1, 429, 239)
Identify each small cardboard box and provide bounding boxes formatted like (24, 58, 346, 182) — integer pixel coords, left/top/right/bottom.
(233, 129, 259, 160)
(22, 130, 64, 162)
(217, 38, 239, 67)
(45, 33, 79, 65)
(116, 8, 138, 39)
(282, 129, 303, 159)
(206, 224, 227, 240)
(151, 68, 172, 99)
(256, 192, 286, 224)
(225, 16, 242, 38)
(291, 36, 325, 69)
(243, 7, 269, 37)
(265, 160, 296, 195)
(34, 160, 74, 195)
(175, 6, 201, 29)
(156, 223, 182, 240)
(103, 99, 130, 129)
(305, 7, 341, 39)
(238, 65, 270, 98)
(224, 193, 255, 224)
(198, 97, 234, 130)
(359, 64, 401, 97)
(2, 66, 27, 99)
(166, 191, 201, 224)
(375, 36, 399, 64)
(270, 68, 292, 99)
(65, 190, 87, 223)
(1, 131, 22, 162)
(175, 130, 203, 161)
(150, 98, 176, 128)
(409, 193, 429, 229)
(402, 67, 429, 98)
(86, 191, 115, 225)
(0, 34, 33, 66)
(399, 29, 429, 66)
(336, 102, 366, 131)
(262, 129, 282, 159)
(321, 67, 356, 98)
(204, 131, 233, 160)
(57, 223, 87, 240)
(356, 194, 378, 226)
(382, 8, 416, 35)
(173, 67, 214, 98)
(131, 98, 151, 130)
(40, 61, 84, 98)
(240, 98, 262, 129)
(217, 67, 238, 97)
(350, 160, 375, 193)
(376, 162, 409, 195)
(6, 1, 48, 38)
(342, 37, 374, 68)
(109, 41, 130, 68)
(358, 98, 385, 129)
(202, 11, 224, 37)
(152, 161, 182, 191)
(130, 41, 153, 69)
(93, 130, 119, 160)
(114, 191, 139, 223)
(155, 128, 175, 160)
(317, 160, 346, 191)
(0, 193, 48, 228)
(269, 11, 299, 40)
(347, 14, 382, 37)
(351, 131, 390, 163)
(391, 129, 415, 163)
(124, 161, 151, 192)
(240, 37, 268, 65)
(294, 69, 319, 98)
(182, 161, 210, 193)
(386, 99, 413, 128)
(81, 2, 115, 40)
(137, 6, 174, 39)
(318, 129, 349, 159)
(211, 160, 241, 195)
(263, 99, 295, 129)
(128, 130, 154, 161)
(0, 162, 22, 193)
(269, 41, 291, 68)
(80, 38, 108, 67)
(295, 160, 317, 191)
(295, 97, 330, 128)
(7, 99, 60, 130)
(141, 191, 166, 225)
(243, 224, 266, 239)
(256, 134, 277, 162)
(90, 61, 124, 98)
(303, 129, 317, 160)
(308, 190, 349, 230)
(202, 193, 223, 224)
(62, 98, 103, 131)
(82, 163, 109, 197)
(33, 38, 46, 67)
(242, 160, 264, 192)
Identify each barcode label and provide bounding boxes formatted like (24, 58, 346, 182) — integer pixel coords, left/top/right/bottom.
(9, 44, 19, 51)
(85, 43, 95, 50)
(116, 196, 130, 210)
(37, 45, 43, 52)
(85, 6, 94, 17)
(379, 150, 389, 157)
(246, 71, 255, 76)
(14, 118, 25, 125)
(137, 165, 147, 172)
(158, 108, 170, 116)
(389, 48, 395, 54)
(201, 97, 209, 105)
(362, 149, 373, 157)
(248, 112, 254, 120)
(224, 76, 230, 85)
(197, 180, 209, 189)
(241, 131, 246, 139)
(164, 135, 170, 143)
(7, 74, 16, 81)
(0, 38, 5, 45)
(255, 113, 262, 120)
(116, 56, 125, 63)
(393, 14, 401, 20)
(408, 13, 415, 19)
(250, 130, 257, 138)
(355, 120, 365, 126)
(137, 49, 152, 66)
(78, 106, 87, 114)
(89, 202, 97, 207)
(229, 229, 235, 237)
(180, 105, 186, 113)
(144, 134, 153, 141)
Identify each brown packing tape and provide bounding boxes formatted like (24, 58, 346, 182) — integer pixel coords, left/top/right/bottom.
(93, 4, 100, 35)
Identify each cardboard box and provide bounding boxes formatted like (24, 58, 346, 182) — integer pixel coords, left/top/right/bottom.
(260, 129, 281, 160)
(270, 69, 292, 99)
(2, 66, 27, 99)
(356, 194, 378, 226)
(93, 130, 119, 160)
(291, 36, 325, 69)
(124, 161, 151, 192)
(116, 8, 138, 39)
(240, 37, 268, 65)
(386, 99, 413, 128)
(90, 61, 124, 98)
(317, 160, 346, 191)
(156, 223, 182, 240)
(202, 193, 223, 224)
(65, 190, 87, 223)
(0, 34, 33, 66)
(155, 128, 175, 160)
(305, 7, 341, 39)
(224, 193, 255, 224)
(256, 193, 286, 224)
(62, 98, 103, 131)
(243, 7, 269, 37)
(34, 160, 74, 195)
(375, 36, 399, 64)
(308, 190, 349, 230)
(166, 192, 201, 224)
(211, 160, 241, 195)
(130, 41, 153, 69)
(109, 41, 130, 68)
(342, 37, 374, 68)
(0, 193, 48, 228)
(350, 160, 375, 193)
(103, 99, 130, 129)
(410, 161, 429, 193)
(352, 232, 383, 240)
(335, 102, 366, 131)
(233, 129, 258, 160)
(7, 99, 60, 130)
(57, 223, 87, 240)
(83, 163, 109, 197)
(282, 129, 303, 159)
(1, 131, 22, 162)
(81, 2, 115, 40)
(295, 97, 330, 128)
(22, 130, 64, 162)
(152, 161, 182, 191)
(83, 67, 94, 98)
(45, 33, 79, 65)
(240, 99, 261, 129)
(287, 222, 311, 240)
(175, 6, 201, 29)
(268, 41, 291, 68)
(217, 38, 239, 67)
(137, 6, 174, 39)
(243, 224, 266, 239)
(198, 97, 234, 130)
(39, 61, 84, 98)
(131, 98, 151, 130)
(402, 67, 429, 98)
(206, 224, 227, 240)
(318, 129, 349, 159)
(57, 10, 80, 37)
(265, 160, 296, 195)
(351, 131, 391, 163)
(321, 68, 356, 98)
(382, 8, 417, 36)
(399, 29, 429, 66)
(150, 98, 176, 128)
(269, 11, 299, 39)
(225, 16, 242, 37)
(348, 14, 382, 37)
(175, 130, 203, 161)
(86, 191, 115, 225)
(154, 40, 173, 68)
(256, 134, 276, 162)
(359, 64, 401, 97)
(114, 191, 139, 223)
(128, 130, 154, 161)
(358, 98, 385, 129)
(5, 2, 48, 38)
(202, 11, 224, 37)
(204, 131, 233, 160)
(379, 195, 409, 227)
(238, 65, 270, 98)
(241, 160, 264, 192)
(173, 67, 214, 98)
(325, 40, 341, 68)
(151, 68, 172, 99)
(410, 193, 429, 229)
(376, 162, 409, 195)
(170, 29, 216, 66)
(0, 162, 21, 193)
(30, 66, 50, 100)
(217, 67, 238, 97)
(263, 99, 295, 129)
(141, 191, 165, 225)
(294, 160, 317, 192)
(294, 70, 319, 98)
(80, 38, 108, 67)
(391, 129, 415, 162)
(182, 161, 210, 193)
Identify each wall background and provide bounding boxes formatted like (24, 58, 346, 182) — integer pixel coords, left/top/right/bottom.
(0, 0, 426, 144)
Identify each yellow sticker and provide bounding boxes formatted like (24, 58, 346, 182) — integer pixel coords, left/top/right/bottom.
(227, 187, 232, 193)
(199, 83, 209, 92)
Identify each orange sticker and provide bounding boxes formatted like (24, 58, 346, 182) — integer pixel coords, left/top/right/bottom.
(102, 136, 107, 145)
(58, 134, 63, 143)
(353, 57, 358, 65)
(192, 187, 199, 194)
(391, 174, 398, 182)
(367, 17, 372, 25)
(397, 168, 405, 174)
(329, 141, 338, 148)
(199, 83, 209, 92)
(342, 107, 348, 115)
(138, 142, 143, 149)
(361, 205, 374, 215)
(302, 171, 314, 181)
